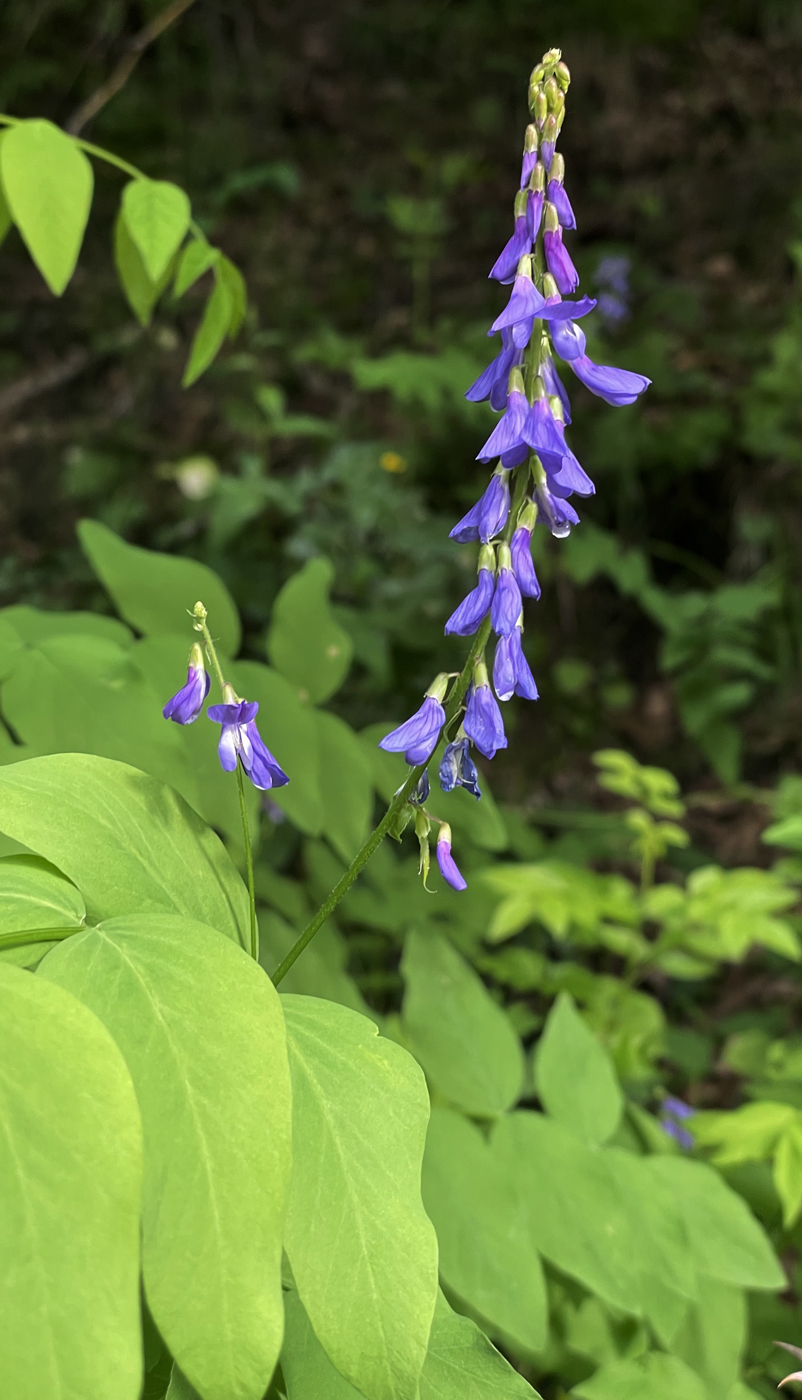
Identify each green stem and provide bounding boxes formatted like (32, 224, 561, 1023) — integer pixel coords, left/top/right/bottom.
(237, 764, 258, 961)
(0, 927, 79, 952)
(197, 615, 227, 691)
(271, 616, 492, 987)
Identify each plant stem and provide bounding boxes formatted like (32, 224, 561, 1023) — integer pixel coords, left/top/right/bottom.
(196, 615, 228, 691)
(0, 927, 80, 952)
(271, 615, 492, 987)
(237, 764, 258, 961)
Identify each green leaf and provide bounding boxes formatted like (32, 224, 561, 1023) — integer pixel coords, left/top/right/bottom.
(282, 994, 438, 1400)
(218, 254, 247, 334)
(671, 1276, 745, 1400)
(0, 853, 85, 967)
(114, 210, 172, 327)
(0, 602, 133, 648)
(0, 963, 142, 1400)
(774, 1118, 802, 1227)
(174, 238, 220, 297)
(259, 909, 368, 1014)
(183, 269, 233, 386)
(422, 1106, 547, 1353)
(0, 754, 249, 946)
(0, 119, 93, 294)
(39, 914, 292, 1400)
(644, 1156, 784, 1289)
(573, 1352, 708, 1400)
(401, 929, 524, 1116)
(534, 992, 623, 1146)
(266, 557, 353, 704)
(166, 1367, 203, 1400)
(78, 517, 241, 654)
(230, 659, 323, 834)
(121, 178, 191, 282)
(315, 709, 373, 860)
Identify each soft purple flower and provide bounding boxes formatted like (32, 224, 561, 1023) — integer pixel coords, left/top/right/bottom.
(490, 271, 546, 335)
(511, 523, 541, 599)
(207, 700, 289, 790)
(465, 328, 520, 411)
(450, 473, 510, 544)
(437, 823, 467, 891)
(547, 179, 576, 230)
(540, 355, 572, 423)
(551, 318, 587, 361)
(660, 1096, 694, 1151)
(464, 672, 507, 759)
(379, 694, 446, 766)
(439, 737, 481, 798)
(521, 393, 567, 466)
(493, 627, 539, 702)
(489, 216, 531, 284)
(596, 254, 630, 296)
(539, 295, 597, 323)
(527, 188, 544, 241)
(544, 226, 579, 295)
(445, 566, 494, 636)
(597, 292, 629, 325)
(163, 649, 210, 725)
(490, 545, 522, 636)
(520, 149, 538, 190)
(535, 480, 580, 538)
(477, 386, 529, 463)
(541, 138, 555, 170)
(569, 355, 651, 406)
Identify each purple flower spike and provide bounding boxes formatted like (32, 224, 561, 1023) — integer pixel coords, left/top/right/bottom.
(208, 698, 289, 790)
(437, 823, 467, 891)
(551, 318, 587, 362)
(439, 737, 481, 798)
(493, 627, 539, 703)
(450, 474, 511, 544)
(511, 522, 541, 599)
(547, 179, 576, 230)
(490, 544, 522, 637)
(445, 559, 495, 636)
(489, 216, 531, 284)
(569, 355, 652, 407)
(464, 668, 507, 759)
(544, 226, 579, 295)
(163, 645, 210, 725)
(490, 272, 546, 334)
(379, 691, 446, 766)
(477, 386, 529, 463)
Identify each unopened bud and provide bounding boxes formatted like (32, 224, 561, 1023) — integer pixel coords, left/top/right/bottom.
(524, 123, 538, 153)
(189, 642, 205, 672)
(531, 375, 546, 401)
(529, 64, 546, 86)
(545, 77, 561, 109)
(516, 253, 533, 280)
(518, 499, 538, 532)
(529, 162, 546, 193)
(498, 542, 513, 573)
(549, 395, 565, 424)
(221, 682, 241, 704)
(514, 189, 528, 219)
(550, 153, 565, 184)
(478, 543, 496, 575)
(542, 272, 559, 299)
(542, 113, 558, 147)
(556, 61, 571, 89)
(508, 366, 526, 397)
(556, 107, 565, 132)
(544, 202, 560, 234)
(528, 84, 539, 114)
(540, 47, 561, 68)
(425, 672, 450, 703)
(474, 656, 490, 690)
(534, 90, 548, 128)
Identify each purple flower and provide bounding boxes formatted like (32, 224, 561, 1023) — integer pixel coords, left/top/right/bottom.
(489, 213, 531, 284)
(379, 693, 446, 766)
(410, 769, 430, 804)
(569, 355, 651, 407)
(551, 318, 586, 362)
(437, 823, 467, 891)
(527, 188, 544, 241)
(439, 737, 481, 798)
(464, 668, 507, 759)
(450, 472, 510, 544)
(544, 225, 579, 295)
(521, 392, 567, 466)
(520, 129, 538, 189)
(163, 646, 210, 725)
(490, 269, 546, 335)
(490, 544, 522, 637)
(540, 295, 597, 323)
(660, 1096, 694, 1151)
(547, 179, 576, 231)
(493, 627, 539, 702)
(535, 479, 580, 538)
(547, 422, 595, 498)
(445, 553, 495, 636)
(511, 518, 541, 599)
(465, 328, 520, 411)
(597, 292, 629, 325)
(207, 699, 289, 790)
(477, 379, 529, 463)
(596, 254, 630, 296)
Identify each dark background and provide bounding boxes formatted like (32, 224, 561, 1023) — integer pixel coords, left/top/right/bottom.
(3, 0, 802, 836)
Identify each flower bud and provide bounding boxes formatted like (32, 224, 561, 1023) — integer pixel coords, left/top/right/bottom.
(529, 64, 546, 86)
(531, 375, 546, 401)
(517, 499, 538, 532)
(534, 89, 548, 128)
(529, 162, 546, 193)
(542, 272, 559, 299)
(524, 123, 538, 153)
(550, 153, 565, 184)
(478, 543, 497, 574)
(544, 202, 560, 234)
(556, 61, 571, 88)
(515, 253, 533, 281)
(425, 672, 450, 703)
(507, 365, 526, 397)
(513, 189, 528, 219)
(545, 77, 562, 111)
(415, 807, 431, 886)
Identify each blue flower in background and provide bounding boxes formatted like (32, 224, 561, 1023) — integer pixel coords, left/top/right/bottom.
(439, 737, 482, 798)
(208, 697, 289, 790)
(660, 1096, 695, 1150)
(163, 644, 210, 725)
(594, 254, 631, 325)
(436, 823, 467, 891)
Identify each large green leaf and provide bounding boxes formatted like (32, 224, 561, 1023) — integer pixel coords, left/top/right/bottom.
(230, 659, 323, 835)
(0, 602, 132, 648)
(0, 754, 249, 946)
(0, 119, 93, 293)
(401, 929, 523, 1116)
(534, 993, 623, 1146)
(121, 178, 191, 282)
(78, 518, 241, 655)
(573, 1352, 708, 1400)
(422, 1106, 547, 1352)
(644, 1156, 784, 1290)
(282, 1289, 540, 1400)
(0, 964, 142, 1400)
(39, 914, 292, 1400)
(671, 1276, 745, 1400)
(315, 709, 373, 860)
(282, 995, 438, 1400)
(0, 853, 85, 967)
(259, 909, 368, 1014)
(266, 557, 353, 704)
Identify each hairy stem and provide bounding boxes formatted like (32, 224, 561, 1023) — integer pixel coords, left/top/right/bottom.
(271, 616, 492, 986)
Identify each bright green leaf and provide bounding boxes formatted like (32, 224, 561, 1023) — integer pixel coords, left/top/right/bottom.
(183, 269, 233, 386)
(259, 909, 368, 1014)
(0, 602, 133, 648)
(0, 118, 93, 294)
(40, 914, 292, 1400)
(671, 1276, 745, 1400)
(422, 1106, 547, 1353)
(0, 963, 142, 1400)
(535, 993, 623, 1146)
(0, 853, 84, 967)
(114, 210, 172, 326)
(166, 1366, 202, 1400)
(122, 178, 191, 282)
(0, 753, 249, 946)
(573, 1352, 708, 1400)
(401, 929, 524, 1116)
(174, 238, 220, 297)
(315, 709, 373, 860)
(78, 517, 241, 654)
(282, 994, 438, 1400)
(218, 254, 247, 334)
(266, 557, 353, 704)
(230, 659, 323, 834)
(774, 1118, 802, 1227)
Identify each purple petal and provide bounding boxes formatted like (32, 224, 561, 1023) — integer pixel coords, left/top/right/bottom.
(521, 397, 566, 460)
(478, 474, 510, 541)
(520, 150, 537, 189)
(490, 568, 522, 637)
(490, 274, 546, 334)
(163, 665, 210, 725)
(489, 216, 532, 284)
(477, 390, 529, 463)
(544, 229, 579, 296)
(464, 683, 507, 760)
(541, 139, 555, 170)
(243, 720, 289, 789)
(449, 497, 483, 544)
(379, 696, 445, 760)
(493, 635, 517, 701)
(535, 482, 580, 537)
(510, 630, 538, 700)
(570, 355, 652, 407)
(437, 838, 467, 892)
(527, 189, 544, 240)
(218, 725, 239, 772)
(547, 180, 576, 230)
(551, 318, 587, 362)
(465, 328, 518, 404)
(540, 357, 572, 424)
(445, 568, 495, 636)
(539, 295, 597, 323)
(510, 526, 541, 599)
(208, 700, 259, 725)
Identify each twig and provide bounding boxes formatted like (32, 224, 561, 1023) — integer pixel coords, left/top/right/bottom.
(66, 0, 200, 136)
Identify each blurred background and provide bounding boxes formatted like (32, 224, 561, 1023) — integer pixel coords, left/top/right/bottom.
(2, 0, 802, 848)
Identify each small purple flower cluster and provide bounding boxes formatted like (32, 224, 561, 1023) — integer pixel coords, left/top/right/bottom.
(385, 49, 650, 893)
